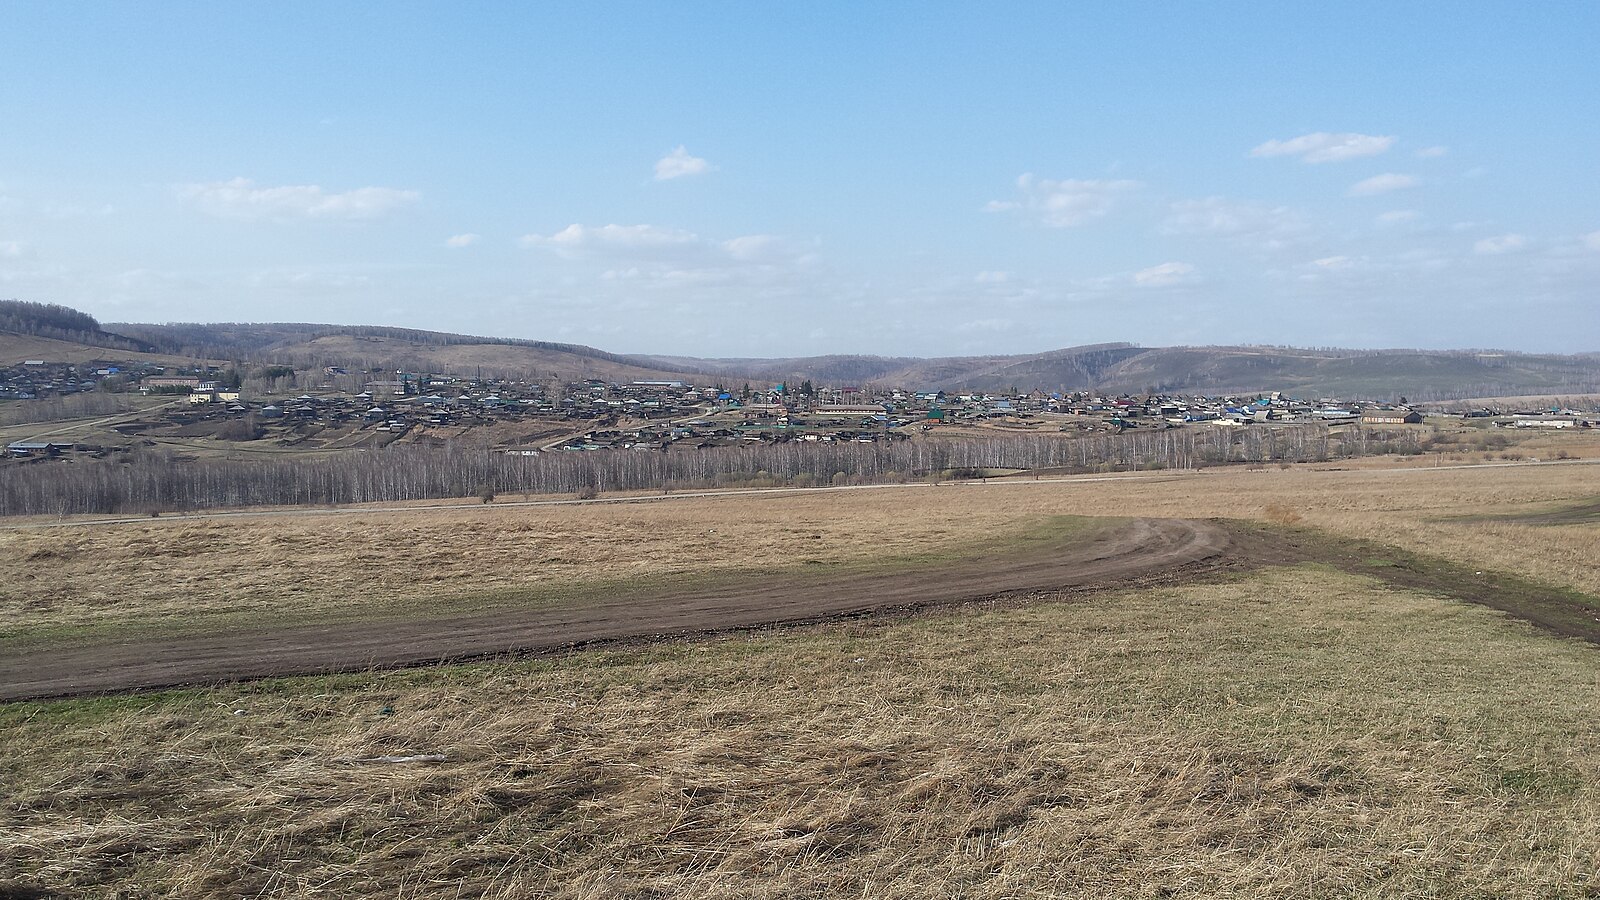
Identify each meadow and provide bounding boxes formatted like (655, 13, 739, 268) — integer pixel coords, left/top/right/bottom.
(2, 443, 1598, 897)
(2, 454, 1596, 643)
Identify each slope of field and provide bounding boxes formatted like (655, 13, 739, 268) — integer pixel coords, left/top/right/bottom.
(0, 517, 1238, 700)
(0, 331, 204, 367)
(6, 457, 1595, 645)
(3, 564, 1597, 897)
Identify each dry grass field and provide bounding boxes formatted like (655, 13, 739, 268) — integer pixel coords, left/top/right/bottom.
(3, 567, 1597, 897)
(2, 448, 1598, 897)
(2, 455, 1597, 646)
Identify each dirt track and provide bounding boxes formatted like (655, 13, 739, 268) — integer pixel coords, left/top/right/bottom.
(0, 518, 1239, 701)
(7, 514, 1595, 701)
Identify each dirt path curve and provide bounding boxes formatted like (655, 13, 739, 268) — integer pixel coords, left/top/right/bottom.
(0, 518, 1235, 701)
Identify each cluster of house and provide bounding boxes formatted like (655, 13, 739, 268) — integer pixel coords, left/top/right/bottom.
(0, 359, 167, 399)
(1463, 408, 1596, 429)
(5, 359, 1595, 460)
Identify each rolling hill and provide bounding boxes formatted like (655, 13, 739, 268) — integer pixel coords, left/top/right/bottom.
(644, 344, 1600, 401)
(107, 322, 707, 385)
(0, 313, 1583, 400)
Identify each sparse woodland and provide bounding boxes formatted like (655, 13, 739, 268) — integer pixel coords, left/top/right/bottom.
(0, 425, 1421, 516)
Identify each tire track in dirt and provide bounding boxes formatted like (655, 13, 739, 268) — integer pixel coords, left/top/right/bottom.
(0, 518, 1235, 701)
(6, 515, 1595, 702)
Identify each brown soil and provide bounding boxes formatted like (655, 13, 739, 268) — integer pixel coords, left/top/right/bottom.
(0, 518, 1235, 701)
(3, 517, 1595, 702)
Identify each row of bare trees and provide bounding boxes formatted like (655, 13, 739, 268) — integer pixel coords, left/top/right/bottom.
(0, 392, 142, 426)
(0, 425, 1425, 517)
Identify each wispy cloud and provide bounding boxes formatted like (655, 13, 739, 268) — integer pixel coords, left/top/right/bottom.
(1474, 233, 1527, 255)
(182, 177, 418, 221)
(1584, 231, 1600, 252)
(1133, 261, 1198, 287)
(521, 223, 701, 256)
(654, 146, 715, 180)
(1375, 209, 1420, 225)
(520, 223, 806, 278)
(444, 233, 480, 248)
(988, 174, 1141, 227)
(1347, 173, 1417, 197)
(1162, 197, 1309, 249)
(1414, 145, 1449, 159)
(1250, 132, 1394, 163)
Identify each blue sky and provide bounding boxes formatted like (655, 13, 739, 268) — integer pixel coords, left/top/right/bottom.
(1, 1, 1596, 356)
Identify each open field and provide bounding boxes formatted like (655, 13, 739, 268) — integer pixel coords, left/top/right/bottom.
(3, 454, 1599, 896)
(0, 517, 1239, 699)
(3, 566, 1598, 897)
(3, 456, 1597, 645)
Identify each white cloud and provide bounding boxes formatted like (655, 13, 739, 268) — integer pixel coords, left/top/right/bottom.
(989, 174, 1141, 227)
(1133, 261, 1197, 287)
(1347, 173, 1417, 197)
(722, 234, 786, 262)
(1313, 256, 1354, 269)
(1414, 145, 1449, 159)
(0, 240, 24, 259)
(520, 223, 809, 284)
(445, 233, 480, 248)
(521, 223, 700, 256)
(1474, 233, 1527, 255)
(1250, 132, 1394, 163)
(1376, 209, 1420, 225)
(182, 177, 418, 221)
(1162, 197, 1309, 248)
(974, 270, 1012, 284)
(1583, 231, 1600, 252)
(654, 146, 715, 180)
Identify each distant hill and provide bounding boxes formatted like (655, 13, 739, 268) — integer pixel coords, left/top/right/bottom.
(0, 300, 158, 360)
(646, 344, 1600, 401)
(0, 310, 1580, 400)
(108, 322, 709, 385)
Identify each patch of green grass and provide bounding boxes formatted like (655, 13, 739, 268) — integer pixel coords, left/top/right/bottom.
(1225, 519, 1600, 644)
(1494, 766, 1585, 799)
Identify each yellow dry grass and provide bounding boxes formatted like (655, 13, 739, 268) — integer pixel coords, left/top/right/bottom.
(2, 567, 1596, 897)
(2, 458, 1598, 641)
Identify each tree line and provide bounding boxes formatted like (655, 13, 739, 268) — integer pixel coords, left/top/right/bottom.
(0, 300, 150, 354)
(0, 425, 1425, 517)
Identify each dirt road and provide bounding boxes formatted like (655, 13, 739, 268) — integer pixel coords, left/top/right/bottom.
(7, 513, 1594, 701)
(0, 518, 1237, 701)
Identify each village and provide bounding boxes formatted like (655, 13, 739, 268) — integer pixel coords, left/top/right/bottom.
(1, 356, 1594, 461)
